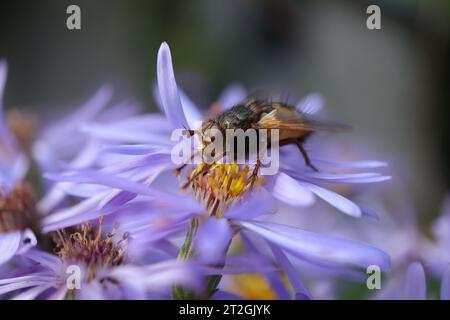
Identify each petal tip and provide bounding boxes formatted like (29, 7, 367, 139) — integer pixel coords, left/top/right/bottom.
(158, 42, 171, 57)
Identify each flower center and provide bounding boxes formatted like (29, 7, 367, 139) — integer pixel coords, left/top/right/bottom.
(185, 163, 265, 216)
(54, 219, 128, 282)
(0, 183, 36, 233)
(228, 274, 278, 300)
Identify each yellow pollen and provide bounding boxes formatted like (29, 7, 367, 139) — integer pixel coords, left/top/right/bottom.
(185, 163, 264, 216)
(227, 274, 278, 300)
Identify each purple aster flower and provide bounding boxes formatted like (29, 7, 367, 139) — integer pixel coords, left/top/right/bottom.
(1, 60, 140, 269)
(75, 42, 390, 219)
(35, 42, 392, 299)
(0, 219, 200, 300)
(1, 60, 143, 272)
(42, 164, 390, 299)
(0, 60, 29, 193)
(0, 60, 37, 267)
(381, 194, 450, 300)
(378, 262, 450, 300)
(336, 188, 450, 300)
(34, 85, 142, 215)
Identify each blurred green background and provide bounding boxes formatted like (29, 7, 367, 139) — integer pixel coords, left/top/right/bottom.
(0, 0, 449, 220)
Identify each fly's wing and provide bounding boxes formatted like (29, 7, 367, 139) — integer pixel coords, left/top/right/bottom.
(255, 105, 351, 132)
(245, 88, 291, 104)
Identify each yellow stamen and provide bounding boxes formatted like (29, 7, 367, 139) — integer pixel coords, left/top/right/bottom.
(184, 162, 264, 216)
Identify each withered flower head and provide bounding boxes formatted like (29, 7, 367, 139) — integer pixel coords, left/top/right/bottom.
(53, 218, 128, 282)
(0, 182, 36, 233)
(6, 109, 38, 151)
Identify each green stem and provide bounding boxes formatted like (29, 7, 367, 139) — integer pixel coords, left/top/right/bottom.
(178, 218, 198, 261)
(172, 218, 232, 300)
(172, 218, 199, 300)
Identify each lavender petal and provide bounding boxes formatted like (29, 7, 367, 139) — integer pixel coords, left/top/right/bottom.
(272, 172, 315, 207)
(268, 242, 312, 300)
(405, 262, 426, 300)
(237, 220, 390, 271)
(298, 181, 362, 217)
(441, 265, 450, 300)
(0, 231, 21, 266)
(195, 218, 232, 264)
(157, 42, 189, 129)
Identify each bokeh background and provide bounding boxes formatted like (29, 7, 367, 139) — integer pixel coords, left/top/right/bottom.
(0, 0, 449, 223)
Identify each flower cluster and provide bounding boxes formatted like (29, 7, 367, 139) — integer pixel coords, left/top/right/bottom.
(0, 43, 445, 300)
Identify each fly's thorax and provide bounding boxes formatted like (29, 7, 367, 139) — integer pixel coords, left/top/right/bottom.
(216, 104, 259, 130)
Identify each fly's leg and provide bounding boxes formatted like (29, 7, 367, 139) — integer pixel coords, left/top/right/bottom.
(294, 140, 318, 172)
(181, 162, 213, 190)
(175, 163, 188, 177)
(182, 147, 227, 188)
(174, 153, 196, 177)
(175, 129, 198, 177)
(248, 158, 261, 188)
